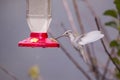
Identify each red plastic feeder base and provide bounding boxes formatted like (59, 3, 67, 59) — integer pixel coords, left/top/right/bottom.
(18, 32, 59, 48)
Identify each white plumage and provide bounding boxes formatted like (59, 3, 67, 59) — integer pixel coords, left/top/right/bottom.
(56, 30, 104, 63)
(79, 31, 104, 45)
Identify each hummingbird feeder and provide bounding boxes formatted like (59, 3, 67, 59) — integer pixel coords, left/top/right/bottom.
(18, 0, 59, 48)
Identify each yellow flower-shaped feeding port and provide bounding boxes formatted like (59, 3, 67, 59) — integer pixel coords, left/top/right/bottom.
(30, 38, 39, 43)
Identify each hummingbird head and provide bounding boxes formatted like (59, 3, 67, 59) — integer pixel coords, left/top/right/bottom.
(55, 30, 73, 39)
(62, 30, 73, 37)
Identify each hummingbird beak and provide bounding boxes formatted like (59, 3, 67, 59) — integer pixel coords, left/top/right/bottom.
(55, 31, 69, 39)
(55, 34, 65, 39)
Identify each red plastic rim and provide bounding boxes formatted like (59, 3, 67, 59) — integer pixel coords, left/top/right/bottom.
(18, 32, 59, 48)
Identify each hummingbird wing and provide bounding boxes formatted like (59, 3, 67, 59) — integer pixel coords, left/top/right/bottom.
(78, 30, 104, 45)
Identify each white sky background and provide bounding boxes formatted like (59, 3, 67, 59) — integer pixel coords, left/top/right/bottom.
(0, 0, 116, 80)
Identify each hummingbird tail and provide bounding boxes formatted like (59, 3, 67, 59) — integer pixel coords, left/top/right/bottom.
(79, 47, 89, 63)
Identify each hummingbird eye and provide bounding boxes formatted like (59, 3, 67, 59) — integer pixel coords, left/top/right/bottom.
(65, 32, 69, 35)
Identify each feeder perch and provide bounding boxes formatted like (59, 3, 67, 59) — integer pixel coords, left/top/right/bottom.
(18, 0, 59, 48)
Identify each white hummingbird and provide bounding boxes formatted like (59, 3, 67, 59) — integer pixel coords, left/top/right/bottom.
(56, 30, 104, 63)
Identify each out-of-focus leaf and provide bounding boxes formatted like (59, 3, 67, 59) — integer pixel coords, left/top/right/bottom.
(110, 40, 119, 47)
(118, 26, 120, 31)
(28, 65, 40, 80)
(112, 57, 120, 64)
(103, 9, 117, 18)
(115, 69, 120, 79)
(114, 0, 120, 13)
(105, 21, 117, 29)
(116, 73, 120, 79)
(117, 49, 120, 56)
(114, 0, 120, 5)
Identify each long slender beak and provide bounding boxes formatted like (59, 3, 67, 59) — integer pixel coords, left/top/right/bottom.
(55, 35, 64, 39)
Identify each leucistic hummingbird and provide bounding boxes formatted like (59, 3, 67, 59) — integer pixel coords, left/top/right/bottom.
(56, 30, 104, 63)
